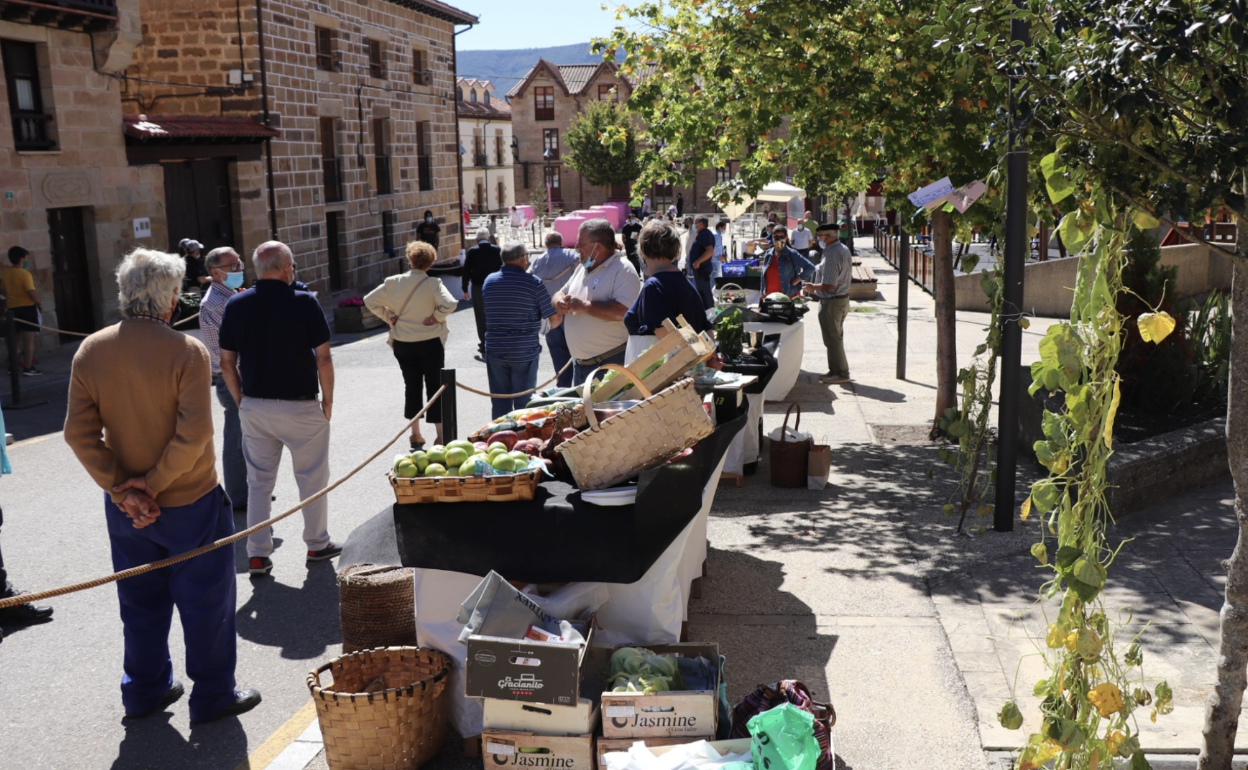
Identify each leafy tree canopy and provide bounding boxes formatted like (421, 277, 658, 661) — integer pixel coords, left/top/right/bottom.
(563, 98, 641, 190)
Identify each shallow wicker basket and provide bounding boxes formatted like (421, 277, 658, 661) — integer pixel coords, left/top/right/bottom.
(388, 468, 540, 504)
(308, 646, 450, 770)
(338, 564, 417, 654)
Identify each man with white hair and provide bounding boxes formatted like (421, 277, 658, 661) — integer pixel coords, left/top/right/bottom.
(461, 228, 502, 357)
(218, 241, 339, 577)
(65, 247, 260, 724)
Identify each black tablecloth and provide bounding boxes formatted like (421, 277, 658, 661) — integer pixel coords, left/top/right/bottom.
(341, 415, 746, 584)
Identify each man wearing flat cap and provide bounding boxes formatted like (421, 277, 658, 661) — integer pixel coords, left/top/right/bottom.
(803, 224, 853, 384)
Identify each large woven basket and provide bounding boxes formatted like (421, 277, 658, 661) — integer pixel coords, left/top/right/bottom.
(308, 646, 450, 770)
(388, 468, 540, 504)
(556, 365, 715, 491)
(338, 565, 417, 654)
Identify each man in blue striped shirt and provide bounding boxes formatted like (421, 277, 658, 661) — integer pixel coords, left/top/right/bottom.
(482, 242, 562, 418)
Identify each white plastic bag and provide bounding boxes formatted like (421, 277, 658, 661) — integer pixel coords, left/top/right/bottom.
(603, 740, 752, 770)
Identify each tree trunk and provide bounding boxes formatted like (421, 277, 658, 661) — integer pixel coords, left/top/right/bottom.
(1199, 209, 1248, 770)
(932, 209, 958, 436)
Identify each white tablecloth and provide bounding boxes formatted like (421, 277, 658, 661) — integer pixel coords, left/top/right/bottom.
(743, 319, 804, 401)
(723, 392, 765, 476)
(411, 453, 728, 738)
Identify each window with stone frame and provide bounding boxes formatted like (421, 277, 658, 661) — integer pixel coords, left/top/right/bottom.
(416, 121, 433, 192)
(367, 39, 384, 79)
(412, 49, 427, 85)
(469, 89, 477, 104)
(598, 84, 617, 103)
(544, 165, 561, 192)
(315, 28, 336, 71)
(382, 211, 397, 257)
(495, 131, 505, 166)
(716, 166, 734, 185)
(543, 128, 559, 160)
(373, 118, 392, 195)
(534, 86, 554, 121)
(2, 40, 54, 151)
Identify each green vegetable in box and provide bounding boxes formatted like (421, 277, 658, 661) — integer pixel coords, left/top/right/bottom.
(607, 646, 686, 694)
(764, 292, 793, 304)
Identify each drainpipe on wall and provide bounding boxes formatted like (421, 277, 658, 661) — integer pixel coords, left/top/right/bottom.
(453, 24, 474, 255)
(255, 0, 278, 240)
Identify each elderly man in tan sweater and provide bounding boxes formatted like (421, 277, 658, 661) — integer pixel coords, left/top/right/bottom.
(64, 247, 260, 724)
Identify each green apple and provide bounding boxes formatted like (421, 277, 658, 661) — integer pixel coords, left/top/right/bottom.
(394, 459, 419, 478)
(459, 459, 478, 477)
(409, 451, 429, 471)
(488, 442, 507, 455)
(426, 446, 446, 466)
(423, 463, 446, 477)
(509, 450, 529, 464)
(491, 454, 515, 472)
(445, 446, 469, 468)
(448, 440, 474, 452)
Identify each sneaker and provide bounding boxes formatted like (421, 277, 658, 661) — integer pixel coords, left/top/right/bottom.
(307, 543, 343, 562)
(818, 373, 851, 384)
(0, 592, 53, 623)
(21, 367, 41, 377)
(190, 688, 261, 724)
(248, 557, 273, 576)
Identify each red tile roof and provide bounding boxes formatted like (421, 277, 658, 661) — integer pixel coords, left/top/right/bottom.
(123, 114, 281, 142)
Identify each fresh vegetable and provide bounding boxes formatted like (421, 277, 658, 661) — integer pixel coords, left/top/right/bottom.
(561, 428, 579, 440)
(492, 431, 519, 450)
(764, 292, 793, 303)
(606, 647, 686, 694)
(716, 308, 745, 361)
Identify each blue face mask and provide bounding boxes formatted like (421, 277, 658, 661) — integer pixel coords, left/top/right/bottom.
(224, 271, 245, 290)
(583, 245, 600, 270)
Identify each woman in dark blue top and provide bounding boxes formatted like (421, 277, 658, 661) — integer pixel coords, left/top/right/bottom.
(624, 221, 712, 364)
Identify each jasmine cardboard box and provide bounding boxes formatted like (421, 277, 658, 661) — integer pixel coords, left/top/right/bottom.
(600, 643, 720, 739)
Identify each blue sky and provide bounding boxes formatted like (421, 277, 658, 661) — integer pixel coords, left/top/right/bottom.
(456, 0, 622, 50)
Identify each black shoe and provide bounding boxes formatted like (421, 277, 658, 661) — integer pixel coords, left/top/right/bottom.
(190, 689, 261, 724)
(0, 592, 54, 623)
(124, 680, 185, 720)
(409, 440, 425, 452)
(307, 542, 343, 562)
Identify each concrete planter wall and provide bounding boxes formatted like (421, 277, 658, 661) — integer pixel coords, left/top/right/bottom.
(1016, 366, 1228, 518)
(957, 242, 1233, 317)
(333, 306, 386, 334)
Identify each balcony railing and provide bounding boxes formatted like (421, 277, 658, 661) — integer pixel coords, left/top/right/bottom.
(375, 156, 393, 194)
(535, 107, 554, 121)
(1, 0, 118, 29)
(473, 152, 488, 168)
(417, 156, 433, 192)
(11, 111, 54, 151)
(323, 157, 344, 203)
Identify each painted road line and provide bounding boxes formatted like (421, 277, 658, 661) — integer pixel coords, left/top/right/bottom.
(232, 700, 319, 770)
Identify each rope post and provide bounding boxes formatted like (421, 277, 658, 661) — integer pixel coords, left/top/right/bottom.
(6, 310, 19, 407)
(440, 368, 457, 442)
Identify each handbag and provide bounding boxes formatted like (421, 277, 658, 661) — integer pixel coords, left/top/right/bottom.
(729, 680, 836, 770)
(386, 274, 432, 348)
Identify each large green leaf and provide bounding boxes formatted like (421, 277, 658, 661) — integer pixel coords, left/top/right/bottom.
(1040, 152, 1076, 203)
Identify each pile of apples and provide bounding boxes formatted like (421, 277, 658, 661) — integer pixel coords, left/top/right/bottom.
(392, 430, 545, 479)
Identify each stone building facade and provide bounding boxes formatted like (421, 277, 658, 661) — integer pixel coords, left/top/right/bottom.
(457, 78, 513, 215)
(508, 59, 725, 216)
(126, 0, 477, 294)
(0, 0, 155, 344)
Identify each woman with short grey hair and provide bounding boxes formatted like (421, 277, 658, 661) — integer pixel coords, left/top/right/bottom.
(117, 248, 186, 318)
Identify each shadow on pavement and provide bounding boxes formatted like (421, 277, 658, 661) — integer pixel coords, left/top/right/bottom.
(109, 712, 249, 770)
(235, 562, 340, 659)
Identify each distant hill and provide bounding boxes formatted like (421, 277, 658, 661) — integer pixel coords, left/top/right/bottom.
(457, 43, 602, 96)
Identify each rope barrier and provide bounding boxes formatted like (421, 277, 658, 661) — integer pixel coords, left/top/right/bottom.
(12, 312, 201, 338)
(0, 384, 446, 610)
(454, 358, 574, 400)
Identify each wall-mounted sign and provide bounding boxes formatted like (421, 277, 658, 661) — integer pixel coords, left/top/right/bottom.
(133, 217, 152, 239)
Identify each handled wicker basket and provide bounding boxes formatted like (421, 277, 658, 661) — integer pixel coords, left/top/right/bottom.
(308, 646, 450, 770)
(388, 468, 540, 504)
(556, 364, 715, 491)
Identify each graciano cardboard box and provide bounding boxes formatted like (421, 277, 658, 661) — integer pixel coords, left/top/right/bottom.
(465, 623, 595, 706)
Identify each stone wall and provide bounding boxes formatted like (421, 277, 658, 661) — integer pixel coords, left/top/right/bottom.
(0, 6, 155, 346)
(128, 0, 465, 295)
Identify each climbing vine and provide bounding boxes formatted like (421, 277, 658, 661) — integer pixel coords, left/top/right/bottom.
(997, 187, 1174, 770)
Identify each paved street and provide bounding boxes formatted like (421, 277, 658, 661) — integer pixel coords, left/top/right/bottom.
(0, 240, 1239, 769)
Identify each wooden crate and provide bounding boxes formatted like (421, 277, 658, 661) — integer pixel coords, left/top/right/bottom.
(590, 317, 714, 404)
(388, 469, 540, 505)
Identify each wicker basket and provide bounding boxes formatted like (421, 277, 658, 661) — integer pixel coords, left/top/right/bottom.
(556, 364, 715, 491)
(769, 403, 811, 488)
(308, 646, 450, 770)
(338, 565, 417, 654)
(389, 468, 540, 505)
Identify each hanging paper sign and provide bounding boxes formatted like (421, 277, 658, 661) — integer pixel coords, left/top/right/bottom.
(907, 177, 954, 208)
(948, 180, 987, 214)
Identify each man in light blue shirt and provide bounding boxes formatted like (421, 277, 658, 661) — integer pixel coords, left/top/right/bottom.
(712, 220, 727, 277)
(527, 232, 579, 387)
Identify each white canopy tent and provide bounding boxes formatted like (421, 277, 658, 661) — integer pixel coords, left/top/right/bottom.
(713, 181, 807, 221)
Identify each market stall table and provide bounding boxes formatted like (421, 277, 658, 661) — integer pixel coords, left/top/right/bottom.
(743, 319, 804, 401)
(340, 416, 746, 740)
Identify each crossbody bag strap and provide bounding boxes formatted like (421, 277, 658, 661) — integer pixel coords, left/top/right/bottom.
(393, 275, 431, 320)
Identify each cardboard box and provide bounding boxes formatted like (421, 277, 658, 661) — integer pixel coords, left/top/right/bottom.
(598, 738, 752, 770)
(482, 730, 596, 770)
(466, 624, 595, 706)
(600, 643, 720, 739)
(483, 696, 601, 737)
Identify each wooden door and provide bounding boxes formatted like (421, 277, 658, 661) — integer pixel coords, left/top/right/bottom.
(46, 207, 94, 340)
(325, 212, 344, 291)
(163, 159, 234, 253)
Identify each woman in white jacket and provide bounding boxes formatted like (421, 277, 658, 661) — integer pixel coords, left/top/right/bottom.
(365, 240, 458, 450)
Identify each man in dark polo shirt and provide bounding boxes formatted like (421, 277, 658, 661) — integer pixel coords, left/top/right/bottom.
(218, 241, 340, 577)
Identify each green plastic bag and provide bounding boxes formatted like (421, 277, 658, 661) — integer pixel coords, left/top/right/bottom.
(747, 703, 818, 770)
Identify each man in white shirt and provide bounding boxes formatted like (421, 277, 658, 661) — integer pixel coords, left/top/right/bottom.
(790, 220, 813, 254)
(553, 218, 641, 385)
(641, 194, 652, 217)
(508, 206, 524, 228)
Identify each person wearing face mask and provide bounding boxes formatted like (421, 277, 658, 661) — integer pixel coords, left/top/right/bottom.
(621, 213, 643, 274)
(759, 226, 816, 299)
(200, 247, 249, 510)
(3, 246, 42, 376)
(218, 241, 341, 577)
(552, 218, 641, 385)
(415, 210, 440, 251)
(803, 224, 854, 384)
